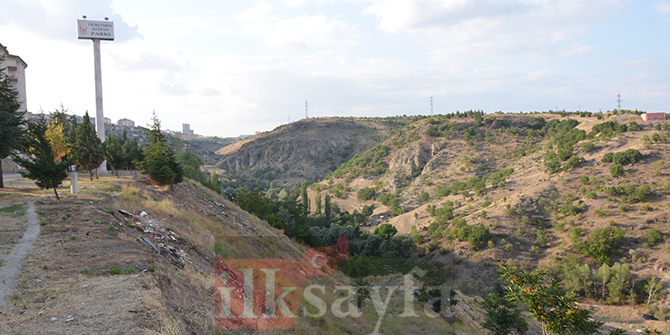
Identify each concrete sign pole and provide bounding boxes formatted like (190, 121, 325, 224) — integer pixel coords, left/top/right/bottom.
(93, 38, 107, 175)
(78, 18, 114, 176)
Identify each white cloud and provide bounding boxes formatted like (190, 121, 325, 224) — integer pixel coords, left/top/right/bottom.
(237, 2, 359, 52)
(362, 0, 621, 61)
(0, 0, 139, 42)
(136, 16, 212, 39)
(656, 2, 670, 13)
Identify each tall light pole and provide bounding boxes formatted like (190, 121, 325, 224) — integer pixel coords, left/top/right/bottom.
(77, 16, 114, 175)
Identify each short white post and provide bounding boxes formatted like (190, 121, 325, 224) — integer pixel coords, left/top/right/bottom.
(70, 171, 79, 194)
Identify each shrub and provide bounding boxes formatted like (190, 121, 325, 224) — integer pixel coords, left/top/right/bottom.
(582, 227, 625, 265)
(610, 164, 624, 178)
(357, 187, 376, 201)
(648, 228, 665, 246)
(581, 141, 596, 153)
(109, 267, 123, 275)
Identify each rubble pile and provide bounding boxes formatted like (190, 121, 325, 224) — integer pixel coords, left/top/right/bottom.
(119, 209, 188, 268)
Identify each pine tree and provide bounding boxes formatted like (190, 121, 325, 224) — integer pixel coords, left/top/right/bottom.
(11, 120, 71, 200)
(596, 263, 610, 300)
(105, 135, 125, 177)
(122, 137, 142, 171)
(607, 262, 631, 304)
(137, 113, 183, 186)
(73, 112, 104, 180)
(0, 54, 26, 188)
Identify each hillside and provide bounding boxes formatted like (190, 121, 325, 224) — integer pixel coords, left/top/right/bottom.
(0, 175, 481, 334)
(214, 117, 412, 189)
(305, 112, 670, 332)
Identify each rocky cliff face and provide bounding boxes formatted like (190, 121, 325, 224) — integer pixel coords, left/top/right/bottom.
(215, 118, 398, 188)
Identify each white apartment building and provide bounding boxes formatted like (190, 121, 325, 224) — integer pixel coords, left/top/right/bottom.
(0, 43, 28, 112)
(117, 118, 135, 127)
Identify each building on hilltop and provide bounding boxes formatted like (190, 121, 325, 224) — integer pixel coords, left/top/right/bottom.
(104, 117, 112, 125)
(183, 123, 194, 135)
(117, 118, 135, 127)
(641, 113, 666, 121)
(0, 43, 28, 112)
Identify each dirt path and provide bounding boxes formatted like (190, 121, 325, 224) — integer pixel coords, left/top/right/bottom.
(0, 200, 40, 307)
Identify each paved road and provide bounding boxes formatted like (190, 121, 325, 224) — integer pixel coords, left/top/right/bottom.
(0, 200, 41, 307)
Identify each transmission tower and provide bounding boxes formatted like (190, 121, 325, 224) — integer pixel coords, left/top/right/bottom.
(305, 100, 308, 119)
(430, 96, 433, 116)
(616, 92, 622, 124)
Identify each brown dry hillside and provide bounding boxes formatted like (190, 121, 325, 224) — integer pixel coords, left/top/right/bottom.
(0, 175, 479, 334)
(307, 113, 670, 332)
(214, 117, 412, 189)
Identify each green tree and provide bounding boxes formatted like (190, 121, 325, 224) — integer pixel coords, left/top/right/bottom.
(375, 223, 398, 240)
(357, 187, 376, 201)
(648, 228, 665, 246)
(610, 164, 624, 178)
(122, 135, 143, 172)
(11, 120, 71, 200)
(499, 263, 602, 334)
(314, 192, 322, 215)
(300, 182, 310, 216)
(482, 282, 528, 335)
(0, 54, 26, 188)
(210, 170, 218, 188)
(468, 224, 490, 250)
(137, 113, 183, 186)
(596, 263, 610, 300)
(606, 262, 630, 304)
(324, 193, 332, 223)
(73, 112, 104, 180)
(105, 135, 125, 177)
(177, 148, 204, 182)
(645, 275, 662, 307)
(582, 227, 625, 265)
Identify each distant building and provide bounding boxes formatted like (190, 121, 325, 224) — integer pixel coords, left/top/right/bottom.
(104, 117, 112, 125)
(641, 113, 666, 121)
(0, 43, 28, 112)
(117, 118, 135, 127)
(183, 123, 194, 135)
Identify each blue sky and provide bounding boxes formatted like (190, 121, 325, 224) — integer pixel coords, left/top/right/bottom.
(1, 0, 668, 137)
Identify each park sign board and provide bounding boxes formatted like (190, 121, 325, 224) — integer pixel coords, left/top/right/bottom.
(77, 19, 114, 40)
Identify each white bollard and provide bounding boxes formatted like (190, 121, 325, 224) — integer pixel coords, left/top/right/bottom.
(70, 172, 78, 194)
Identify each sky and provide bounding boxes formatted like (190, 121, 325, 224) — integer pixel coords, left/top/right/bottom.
(1, 0, 669, 137)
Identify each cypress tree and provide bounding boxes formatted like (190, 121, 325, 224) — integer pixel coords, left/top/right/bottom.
(11, 120, 71, 200)
(301, 182, 310, 216)
(324, 194, 331, 223)
(74, 112, 104, 180)
(314, 192, 322, 215)
(0, 54, 26, 188)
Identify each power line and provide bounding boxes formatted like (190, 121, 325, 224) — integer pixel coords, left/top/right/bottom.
(616, 92, 622, 124)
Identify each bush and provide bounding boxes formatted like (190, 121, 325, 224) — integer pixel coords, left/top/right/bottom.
(648, 228, 665, 246)
(602, 149, 642, 165)
(357, 187, 376, 201)
(468, 224, 490, 250)
(582, 227, 625, 265)
(610, 164, 624, 178)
